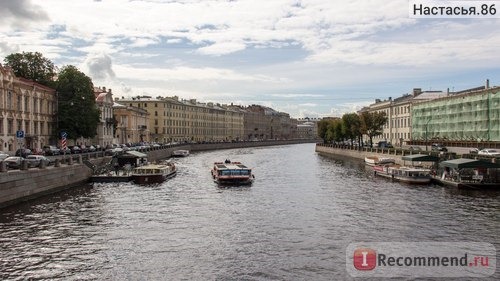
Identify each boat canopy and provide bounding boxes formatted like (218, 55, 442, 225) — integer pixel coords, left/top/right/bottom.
(125, 151, 147, 158)
(401, 154, 440, 162)
(439, 158, 500, 169)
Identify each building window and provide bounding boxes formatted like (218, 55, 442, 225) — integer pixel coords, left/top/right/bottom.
(8, 119, 13, 134)
(17, 95, 22, 111)
(25, 96, 29, 112)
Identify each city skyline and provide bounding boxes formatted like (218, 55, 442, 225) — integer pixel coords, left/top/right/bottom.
(1, 0, 499, 118)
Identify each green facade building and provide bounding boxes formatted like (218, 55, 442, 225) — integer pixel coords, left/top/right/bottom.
(412, 87, 500, 143)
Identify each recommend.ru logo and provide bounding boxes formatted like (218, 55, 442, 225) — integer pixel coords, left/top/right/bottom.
(346, 242, 496, 278)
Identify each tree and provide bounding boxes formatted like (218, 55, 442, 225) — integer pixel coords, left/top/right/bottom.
(325, 119, 343, 143)
(341, 113, 361, 146)
(317, 119, 330, 142)
(3, 52, 57, 87)
(360, 111, 388, 147)
(56, 65, 100, 142)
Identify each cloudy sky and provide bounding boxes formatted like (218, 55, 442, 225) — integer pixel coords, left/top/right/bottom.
(1, 0, 499, 117)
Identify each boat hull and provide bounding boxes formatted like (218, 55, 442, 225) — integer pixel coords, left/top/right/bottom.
(132, 170, 176, 184)
(365, 156, 395, 166)
(373, 165, 431, 184)
(172, 150, 189, 157)
(214, 176, 254, 185)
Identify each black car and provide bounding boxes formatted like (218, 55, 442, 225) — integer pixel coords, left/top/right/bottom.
(15, 148, 32, 158)
(431, 143, 448, 152)
(43, 145, 60, 156)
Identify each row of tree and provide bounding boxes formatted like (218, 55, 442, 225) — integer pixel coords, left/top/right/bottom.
(317, 111, 388, 147)
(3, 52, 100, 142)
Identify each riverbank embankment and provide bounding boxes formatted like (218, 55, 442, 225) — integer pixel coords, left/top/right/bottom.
(315, 143, 412, 165)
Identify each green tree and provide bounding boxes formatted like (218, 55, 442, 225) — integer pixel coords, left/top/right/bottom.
(325, 119, 344, 143)
(3, 51, 57, 87)
(317, 119, 330, 142)
(360, 111, 388, 147)
(341, 113, 361, 146)
(56, 65, 100, 142)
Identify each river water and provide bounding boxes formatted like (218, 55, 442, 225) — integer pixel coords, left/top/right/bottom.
(0, 143, 498, 280)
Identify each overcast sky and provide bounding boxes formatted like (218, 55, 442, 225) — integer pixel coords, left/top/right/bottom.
(1, 0, 499, 118)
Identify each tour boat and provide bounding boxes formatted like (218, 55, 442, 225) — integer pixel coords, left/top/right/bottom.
(172, 149, 190, 157)
(373, 164, 432, 184)
(211, 160, 255, 185)
(364, 156, 396, 166)
(131, 162, 176, 184)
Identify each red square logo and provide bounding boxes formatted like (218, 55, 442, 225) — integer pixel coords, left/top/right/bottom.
(353, 248, 377, 270)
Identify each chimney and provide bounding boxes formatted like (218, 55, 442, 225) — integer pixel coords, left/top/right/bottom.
(108, 88, 112, 94)
(103, 86, 106, 92)
(412, 88, 422, 96)
(485, 79, 490, 89)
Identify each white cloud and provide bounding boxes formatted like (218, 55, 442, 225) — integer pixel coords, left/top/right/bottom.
(2, 0, 499, 117)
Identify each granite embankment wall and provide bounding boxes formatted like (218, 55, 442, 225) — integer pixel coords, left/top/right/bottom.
(0, 139, 314, 208)
(315, 143, 407, 165)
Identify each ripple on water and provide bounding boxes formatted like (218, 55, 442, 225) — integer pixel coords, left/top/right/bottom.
(1, 144, 499, 280)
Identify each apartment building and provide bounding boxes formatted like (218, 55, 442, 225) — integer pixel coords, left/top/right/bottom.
(0, 65, 57, 154)
(94, 87, 115, 147)
(362, 88, 446, 146)
(412, 82, 500, 145)
(116, 96, 244, 143)
(113, 102, 149, 144)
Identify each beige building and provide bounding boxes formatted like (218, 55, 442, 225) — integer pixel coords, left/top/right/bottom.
(297, 117, 320, 139)
(116, 96, 244, 143)
(362, 89, 446, 146)
(94, 87, 115, 147)
(241, 105, 297, 140)
(0, 65, 57, 154)
(113, 102, 149, 144)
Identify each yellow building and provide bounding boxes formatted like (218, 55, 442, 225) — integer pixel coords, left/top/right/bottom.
(116, 96, 244, 143)
(113, 102, 149, 144)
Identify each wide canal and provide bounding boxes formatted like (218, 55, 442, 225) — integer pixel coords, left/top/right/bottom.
(0, 143, 498, 280)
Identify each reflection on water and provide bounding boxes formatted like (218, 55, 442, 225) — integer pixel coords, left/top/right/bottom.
(1, 143, 499, 280)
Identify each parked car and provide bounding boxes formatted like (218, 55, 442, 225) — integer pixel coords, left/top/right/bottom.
(70, 146, 81, 154)
(26, 155, 54, 167)
(377, 141, 393, 149)
(3, 156, 24, 169)
(0, 152, 9, 161)
(79, 145, 89, 153)
(88, 145, 97, 152)
(59, 146, 71, 154)
(469, 148, 480, 154)
(431, 143, 447, 152)
(15, 148, 32, 158)
(409, 146, 422, 152)
(43, 145, 60, 156)
(478, 149, 500, 157)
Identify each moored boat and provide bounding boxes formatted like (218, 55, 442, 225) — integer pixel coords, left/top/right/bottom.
(373, 164, 432, 184)
(172, 149, 190, 157)
(365, 156, 395, 166)
(211, 160, 254, 185)
(132, 162, 176, 184)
